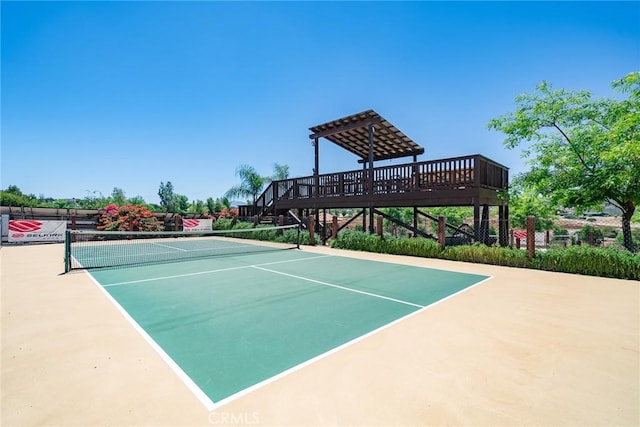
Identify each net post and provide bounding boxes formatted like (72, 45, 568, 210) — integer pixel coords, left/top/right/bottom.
(296, 224, 301, 249)
(64, 230, 71, 273)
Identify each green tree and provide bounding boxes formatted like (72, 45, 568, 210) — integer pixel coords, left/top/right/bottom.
(488, 72, 640, 251)
(206, 197, 219, 215)
(0, 185, 33, 207)
(111, 187, 127, 206)
(506, 182, 556, 231)
(189, 199, 208, 215)
(225, 165, 265, 205)
(5, 185, 23, 196)
(379, 207, 415, 236)
(79, 190, 108, 209)
(221, 196, 231, 209)
(158, 181, 178, 212)
(423, 207, 473, 234)
(176, 194, 190, 213)
(128, 196, 146, 206)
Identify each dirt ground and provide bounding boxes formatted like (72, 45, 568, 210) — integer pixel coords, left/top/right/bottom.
(1, 243, 638, 426)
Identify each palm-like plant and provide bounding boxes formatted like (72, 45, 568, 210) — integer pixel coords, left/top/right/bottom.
(224, 165, 266, 205)
(268, 163, 290, 182)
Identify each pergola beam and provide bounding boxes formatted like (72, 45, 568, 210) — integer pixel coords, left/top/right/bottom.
(309, 116, 382, 140)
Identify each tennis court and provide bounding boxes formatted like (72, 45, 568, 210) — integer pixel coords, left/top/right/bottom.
(71, 229, 489, 409)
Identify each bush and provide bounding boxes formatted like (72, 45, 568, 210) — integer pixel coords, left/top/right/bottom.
(601, 226, 619, 238)
(331, 230, 441, 258)
(200, 223, 640, 280)
(97, 204, 164, 232)
(212, 218, 236, 230)
(552, 225, 568, 235)
(577, 225, 604, 244)
(329, 229, 639, 280)
(441, 244, 530, 268)
(534, 246, 640, 280)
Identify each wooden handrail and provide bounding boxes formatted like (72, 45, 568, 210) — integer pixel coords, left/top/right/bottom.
(254, 155, 508, 212)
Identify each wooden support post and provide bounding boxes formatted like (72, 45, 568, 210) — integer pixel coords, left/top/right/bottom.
(323, 209, 327, 244)
(362, 208, 366, 232)
(332, 215, 338, 239)
(473, 203, 480, 242)
(278, 215, 284, 226)
(175, 215, 181, 231)
(71, 215, 76, 230)
(309, 215, 315, 246)
(313, 138, 319, 198)
(499, 205, 508, 247)
(438, 215, 446, 249)
(588, 231, 594, 246)
(526, 215, 535, 258)
(376, 215, 383, 237)
(369, 207, 375, 233)
(253, 215, 259, 226)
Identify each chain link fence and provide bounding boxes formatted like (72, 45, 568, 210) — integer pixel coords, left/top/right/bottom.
(509, 213, 638, 252)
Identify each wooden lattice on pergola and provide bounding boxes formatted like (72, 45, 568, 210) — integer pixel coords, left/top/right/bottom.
(309, 109, 424, 163)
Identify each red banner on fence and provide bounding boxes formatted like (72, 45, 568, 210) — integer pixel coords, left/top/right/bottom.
(8, 220, 67, 242)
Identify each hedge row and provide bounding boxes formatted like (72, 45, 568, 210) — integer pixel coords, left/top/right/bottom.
(330, 230, 640, 280)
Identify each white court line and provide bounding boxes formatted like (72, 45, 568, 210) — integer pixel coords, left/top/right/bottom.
(83, 271, 217, 411)
(252, 265, 424, 309)
(210, 275, 494, 410)
(102, 254, 333, 287)
(89, 250, 494, 412)
(150, 242, 188, 251)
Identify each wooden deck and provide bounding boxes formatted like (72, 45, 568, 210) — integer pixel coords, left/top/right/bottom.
(252, 154, 508, 214)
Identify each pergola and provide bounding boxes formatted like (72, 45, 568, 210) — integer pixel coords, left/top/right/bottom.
(309, 109, 425, 165)
(309, 109, 426, 232)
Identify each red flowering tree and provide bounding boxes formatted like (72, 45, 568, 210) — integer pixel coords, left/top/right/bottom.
(217, 207, 238, 219)
(98, 204, 165, 231)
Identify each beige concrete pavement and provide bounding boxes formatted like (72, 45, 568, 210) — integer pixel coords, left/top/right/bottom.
(1, 243, 638, 426)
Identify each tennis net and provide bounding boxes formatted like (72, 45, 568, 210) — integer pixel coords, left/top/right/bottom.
(64, 224, 301, 272)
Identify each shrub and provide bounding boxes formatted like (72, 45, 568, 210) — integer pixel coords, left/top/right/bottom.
(441, 244, 530, 268)
(552, 225, 568, 235)
(329, 229, 639, 280)
(534, 246, 640, 280)
(217, 207, 238, 219)
(577, 225, 604, 244)
(97, 204, 164, 232)
(212, 218, 236, 230)
(331, 230, 442, 258)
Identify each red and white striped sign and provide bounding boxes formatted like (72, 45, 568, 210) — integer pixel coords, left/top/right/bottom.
(182, 218, 212, 232)
(513, 230, 527, 240)
(8, 220, 67, 242)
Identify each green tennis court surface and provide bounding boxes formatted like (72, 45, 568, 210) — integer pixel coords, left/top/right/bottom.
(86, 249, 489, 409)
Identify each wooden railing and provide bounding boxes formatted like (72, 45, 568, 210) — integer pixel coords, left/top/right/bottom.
(253, 155, 508, 215)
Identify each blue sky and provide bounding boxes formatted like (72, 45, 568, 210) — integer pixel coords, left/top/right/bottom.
(2, 1, 638, 205)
